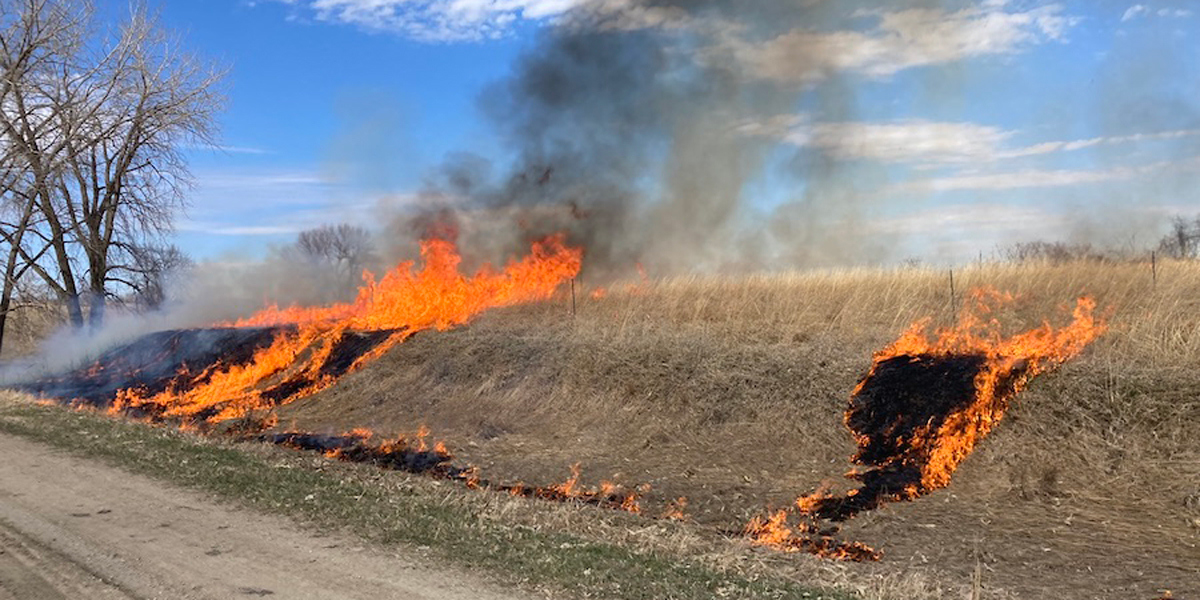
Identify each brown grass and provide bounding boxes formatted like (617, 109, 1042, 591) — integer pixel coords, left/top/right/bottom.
(6, 259, 1195, 599)
(272, 258, 1198, 600)
(0, 300, 65, 360)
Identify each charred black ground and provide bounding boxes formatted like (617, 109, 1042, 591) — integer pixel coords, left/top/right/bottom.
(14, 327, 401, 422)
(262, 430, 644, 512)
(260, 329, 402, 403)
(14, 326, 649, 515)
(811, 353, 1027, 521)
(16, 328, 287, 408)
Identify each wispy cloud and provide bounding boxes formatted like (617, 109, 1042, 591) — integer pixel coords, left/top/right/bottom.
(748, 116, 1200, 167)
(179, 168, 364, 238)
(196, 172, 334, 189)
(759, 118, 1013, 165)
(1122, 4, 1192, 22)
(268, 0, 583, 41)
(891, 155, 1200, 193)
(182, 143, 271, 155)
(729, 2, 1078, 83)
(176, 222, 303, 236)
(869, 202, 1066, 236)
(894, 167, 1136, 193)
(1123, 5, 1150, 21)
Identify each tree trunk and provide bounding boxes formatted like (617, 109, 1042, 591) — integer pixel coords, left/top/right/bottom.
(0, 199, 37, 357)
(87, 252, 106, 330)
(35, 190, 84, 330)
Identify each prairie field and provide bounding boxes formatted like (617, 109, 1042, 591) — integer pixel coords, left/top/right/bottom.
(272, 259, 1200, 600)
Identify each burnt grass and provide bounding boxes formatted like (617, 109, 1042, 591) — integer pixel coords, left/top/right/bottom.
(264, 431, 467, 478)
(811, 353, 1026, 521)
(16, 326, 649, 514)
(14, 327, 288, 408)
(261, 431, 646, 513)
(259, 329, 401, 403)
(15, 327, 401, 423)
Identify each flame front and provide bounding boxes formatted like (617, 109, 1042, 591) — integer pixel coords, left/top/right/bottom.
(747, 288, 1107, 560)
(111, 234, 582, 426)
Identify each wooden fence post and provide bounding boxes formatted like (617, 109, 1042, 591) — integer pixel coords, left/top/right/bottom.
(949, 267, 957, 322)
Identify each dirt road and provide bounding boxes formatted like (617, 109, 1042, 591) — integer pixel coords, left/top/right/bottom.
(0, 433, 522, 600)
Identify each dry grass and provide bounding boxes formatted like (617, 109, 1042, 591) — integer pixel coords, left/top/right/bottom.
(0, 300, 65, 360)
(276, 258, 1199, 600)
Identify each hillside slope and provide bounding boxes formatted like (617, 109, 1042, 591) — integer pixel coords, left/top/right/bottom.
(275, 261, 1200, 599)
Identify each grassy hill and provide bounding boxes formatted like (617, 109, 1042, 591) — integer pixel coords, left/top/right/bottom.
(273, 259, 1200, 599)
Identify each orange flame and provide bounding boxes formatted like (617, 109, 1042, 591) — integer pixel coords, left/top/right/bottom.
(111, 235, 582, 426)
(748, 288, 1106, 560)
(662, 496, 689, 520)
(866, 289, 1105, 492)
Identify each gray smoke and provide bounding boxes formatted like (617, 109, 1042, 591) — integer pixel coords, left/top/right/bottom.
(372, 0, 1200, 275)
(372, 0, 899, 278)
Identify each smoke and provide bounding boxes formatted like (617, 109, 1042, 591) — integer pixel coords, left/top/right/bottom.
(366, 0, 1200, 274)
(0, 246, 376, 382)
(367, 0, 901, 278)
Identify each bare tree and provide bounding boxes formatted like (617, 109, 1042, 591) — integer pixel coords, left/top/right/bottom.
(1158, 215, 1200, 259)
(0, 0, 224, 350)
(124, 243, 191, 311)
(292, 224, 376, 282)
(0, 0, 88, 349)
(55, 5, 224, 327)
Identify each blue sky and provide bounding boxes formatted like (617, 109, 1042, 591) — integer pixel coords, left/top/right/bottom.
(126, 0, 1200, 265)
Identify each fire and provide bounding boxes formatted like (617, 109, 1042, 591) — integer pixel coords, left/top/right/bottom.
(662, 496, 688, 520)
(228, 235, 581, 330)
(744, 509, 880, 561)
(502, 463, 645, 513)
(110, 235, 582, 427)
(266, 429, 648, 514)
(748, 288, 1106, 560)
(854, 288, 1105, 500)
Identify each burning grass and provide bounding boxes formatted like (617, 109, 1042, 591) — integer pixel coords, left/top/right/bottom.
(267, 258, 1198, 599)
(14, 234, 665, 519)
(745, 290, 1105, 559)
(5, 256, 1198, 599)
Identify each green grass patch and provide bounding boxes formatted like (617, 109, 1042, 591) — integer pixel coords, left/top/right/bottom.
(0, 400, 850, 600)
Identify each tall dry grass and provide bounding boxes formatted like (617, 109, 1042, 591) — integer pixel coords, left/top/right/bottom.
(0, 301, 65, 361)
(278, 258, 1198, 599)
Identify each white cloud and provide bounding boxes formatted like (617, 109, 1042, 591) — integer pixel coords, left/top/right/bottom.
(1122, 4, 1149, 21)
(275, 0, 584, 41)
(733, 2, 1078, 82)
(998, 129, 1200, 159)
(894, 167, 1135, 193)
(181, 143, 271, 155)
(741, 115, 1200, 194)
(784, 119, 1014, 164)
(1157, 8, 1193, 18)
(176, 222, 303, 236)
(890, 155, 1200, 193)
(754, 115, 1200, 167)
(869, 202, 1066, 236)
(1121, 4, 1192, 22)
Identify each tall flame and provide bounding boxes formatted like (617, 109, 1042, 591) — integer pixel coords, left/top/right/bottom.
(111, 235, 582, 426)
